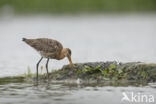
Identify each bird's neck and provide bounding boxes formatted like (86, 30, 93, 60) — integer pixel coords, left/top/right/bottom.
(58, 48, 66, 60)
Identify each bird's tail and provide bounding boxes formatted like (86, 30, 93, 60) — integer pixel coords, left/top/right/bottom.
(22, 38, 27, 41)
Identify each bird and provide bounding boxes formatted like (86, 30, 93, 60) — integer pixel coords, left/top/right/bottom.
(22, 38, 74, 80)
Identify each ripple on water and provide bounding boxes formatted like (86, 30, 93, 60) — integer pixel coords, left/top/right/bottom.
(0, 81, 155, 104)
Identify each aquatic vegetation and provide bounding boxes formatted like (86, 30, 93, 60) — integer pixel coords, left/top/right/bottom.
(24, 66, 35, 78)
(18, 62, 156, 83)
(40, 65, 43, 74)
(77, 65, 101, 74)
(0, 76, 24, 84)
(46, 62, 156, 82)
(108, 64, 116, 70)
(1, 62, 154, 85)
(24, 66, 44, 78)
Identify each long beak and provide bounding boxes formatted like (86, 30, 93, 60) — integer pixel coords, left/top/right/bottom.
(67, 56, 74, 68)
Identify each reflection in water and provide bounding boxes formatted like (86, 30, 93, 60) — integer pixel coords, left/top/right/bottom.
(0, 80, 155, 104)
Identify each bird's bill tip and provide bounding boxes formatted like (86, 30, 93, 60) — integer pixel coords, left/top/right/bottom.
(67, 56, 74, 68)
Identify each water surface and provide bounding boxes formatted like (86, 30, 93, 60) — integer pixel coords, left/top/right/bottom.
(0, 14, 156, 104)
(0, 14, 156, 77)
(0, 81, 155, 104)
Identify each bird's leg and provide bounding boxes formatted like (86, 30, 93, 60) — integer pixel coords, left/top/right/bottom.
(46, 58, 50, 80)
(36, 57, 43, 81)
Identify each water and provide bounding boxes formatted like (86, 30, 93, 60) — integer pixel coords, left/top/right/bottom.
(0, 81, 155, 104)
(0, 14, 156, 104)
(0, 14, 156, 77)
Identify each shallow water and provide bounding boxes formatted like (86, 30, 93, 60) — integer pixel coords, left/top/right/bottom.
(0, 14, 156, 104)
(0, 81, 155, 104)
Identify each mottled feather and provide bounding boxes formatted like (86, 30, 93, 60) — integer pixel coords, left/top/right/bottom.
(23, 38, 63, 59)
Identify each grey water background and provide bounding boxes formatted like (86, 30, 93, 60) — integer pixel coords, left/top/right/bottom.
(0, 14, 156, 77)
(0, 0, 156, 104)
(0, 14, 156, 104)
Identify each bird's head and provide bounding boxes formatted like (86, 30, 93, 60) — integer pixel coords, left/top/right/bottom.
(63, 48, 74, 67)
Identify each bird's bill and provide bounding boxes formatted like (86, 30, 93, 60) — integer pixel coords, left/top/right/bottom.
(67, 56, 74, 67)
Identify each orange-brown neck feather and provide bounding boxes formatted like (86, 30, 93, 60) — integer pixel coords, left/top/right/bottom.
(58, 48, 74, 67)
(58, 48, 67, 60)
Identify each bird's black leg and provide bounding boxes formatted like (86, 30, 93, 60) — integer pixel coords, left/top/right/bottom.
(46, 58, 50, 80)
(36, 57, 43, 81)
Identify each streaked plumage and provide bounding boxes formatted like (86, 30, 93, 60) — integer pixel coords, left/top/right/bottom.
(23, 38, 63, 59)
(23, 38, 73, 81)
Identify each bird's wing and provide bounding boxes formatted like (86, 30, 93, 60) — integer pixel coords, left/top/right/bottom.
(25, 38, 63, 54)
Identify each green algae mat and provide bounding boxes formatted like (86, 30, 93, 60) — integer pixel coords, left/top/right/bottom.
(0, 62, 156, 84)
(47, 62, 156, 82)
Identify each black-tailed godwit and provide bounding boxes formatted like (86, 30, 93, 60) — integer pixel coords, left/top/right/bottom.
(23, 38, 73, 80)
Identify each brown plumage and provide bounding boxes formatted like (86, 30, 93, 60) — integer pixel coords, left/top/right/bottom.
(22, 38, 73, 80)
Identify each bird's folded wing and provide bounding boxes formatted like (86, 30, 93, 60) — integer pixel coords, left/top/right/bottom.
(26, 38, 63, 53)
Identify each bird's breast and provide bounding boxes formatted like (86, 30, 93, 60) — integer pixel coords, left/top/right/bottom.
(38, 51, 57, 59)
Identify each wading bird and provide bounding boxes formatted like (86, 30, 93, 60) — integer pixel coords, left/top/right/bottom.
(22, 38, 74, 80)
